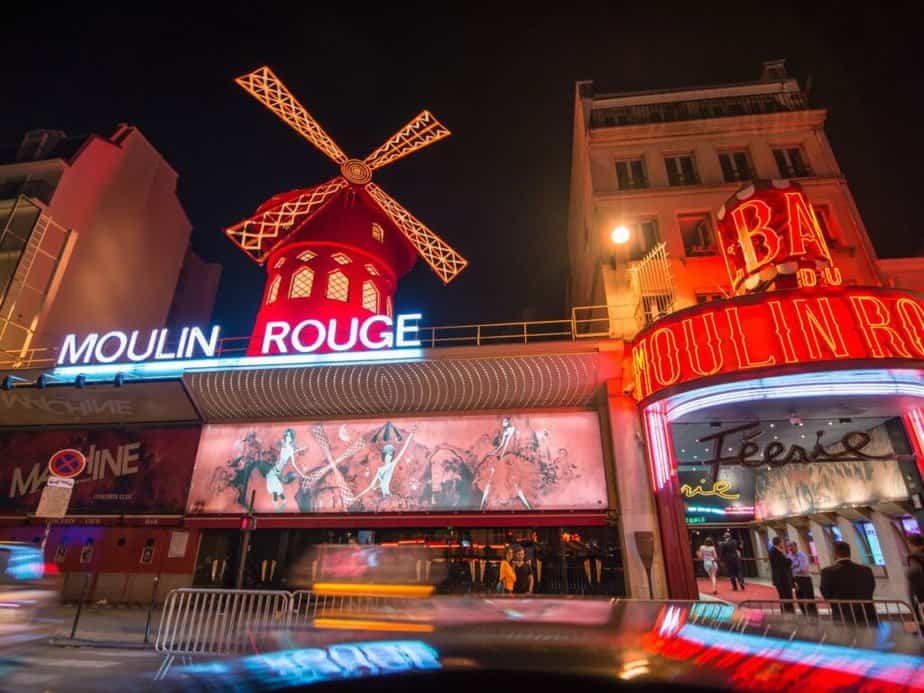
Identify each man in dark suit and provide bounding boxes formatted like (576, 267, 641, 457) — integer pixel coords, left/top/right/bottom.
(820, 540, 877, 625)
(769, 536, 795, 612)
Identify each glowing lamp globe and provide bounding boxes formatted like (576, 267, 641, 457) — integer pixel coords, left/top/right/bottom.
(611, 225, 631, 245)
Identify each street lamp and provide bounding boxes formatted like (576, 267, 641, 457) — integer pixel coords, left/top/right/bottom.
(611, 225, 630, 245)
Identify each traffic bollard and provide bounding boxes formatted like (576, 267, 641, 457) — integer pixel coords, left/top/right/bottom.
(144, 574, 160, 644)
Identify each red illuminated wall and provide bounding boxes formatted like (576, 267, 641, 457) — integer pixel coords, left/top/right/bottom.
(632, 286, 924, 401)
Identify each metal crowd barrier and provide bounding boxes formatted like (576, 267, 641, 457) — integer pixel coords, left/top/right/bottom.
(154, 588, 292, 680)
(289, 588, 423, 626)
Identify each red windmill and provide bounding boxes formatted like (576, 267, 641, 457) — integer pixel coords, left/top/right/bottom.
(225, 66, 468, 355)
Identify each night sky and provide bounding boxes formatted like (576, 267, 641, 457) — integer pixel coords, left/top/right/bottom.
(4, 4, 922, 337)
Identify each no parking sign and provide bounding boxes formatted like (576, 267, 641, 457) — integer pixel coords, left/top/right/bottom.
(47, 449, 86, 479)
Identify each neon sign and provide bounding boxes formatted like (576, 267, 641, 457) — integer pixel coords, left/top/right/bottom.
(680, 480, 739, 500)
(716, 180, 840, 295)
(56, 313, 423, 366)
(696, 421, 891, 476)
(632, 286, 924, 400)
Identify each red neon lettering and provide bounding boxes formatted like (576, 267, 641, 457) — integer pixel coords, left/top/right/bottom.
(895, 297, 924, 358)
(681, 313, 723, 377)
(793, 297, 849, 360)
(650, 327, 681, 387)
(796, 268, 817, 288)
(785, 192, 831, 261)
(725, 306, 775, 369)
(767, 300, 798, 363)
(848, 295, 913, 358)
(730, 199, 780, 273)
(632, 339, 652, 400)
(823, 266, 843, 286)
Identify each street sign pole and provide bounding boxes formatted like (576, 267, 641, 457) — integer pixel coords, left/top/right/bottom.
(235, 490, 256, 590)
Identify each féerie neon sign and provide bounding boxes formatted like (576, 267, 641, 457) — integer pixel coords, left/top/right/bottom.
(56, 313, 423, 366)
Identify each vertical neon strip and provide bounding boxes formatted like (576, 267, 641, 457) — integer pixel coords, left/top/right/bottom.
(643, 403, 673, 490)
(906, 408, 924, 479)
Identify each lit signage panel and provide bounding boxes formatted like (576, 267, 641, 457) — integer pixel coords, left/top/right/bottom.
(55, 313, 423, 367)
(187, 412, 607, 515)
(0, 426, 201, 514)
(631, 286, 924, 401)
(678, 466, 755, 524)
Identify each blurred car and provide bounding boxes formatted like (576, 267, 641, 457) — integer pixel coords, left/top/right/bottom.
(0, 541, 60, 631)
(132, 596, 924, 692)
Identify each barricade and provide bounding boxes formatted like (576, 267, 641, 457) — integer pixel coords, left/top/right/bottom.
(154, 588, 291, 679)
(734, 598, 921, 639)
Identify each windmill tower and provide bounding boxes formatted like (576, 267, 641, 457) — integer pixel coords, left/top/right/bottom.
(225, 66, 468, 355)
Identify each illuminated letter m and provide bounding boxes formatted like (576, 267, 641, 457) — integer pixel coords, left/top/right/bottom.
(58, 333, 98, 365)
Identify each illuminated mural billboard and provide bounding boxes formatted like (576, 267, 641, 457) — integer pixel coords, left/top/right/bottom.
(187, 412, 607, 514)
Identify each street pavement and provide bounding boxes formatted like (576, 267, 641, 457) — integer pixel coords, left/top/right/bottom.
(0, 605, 163, 692)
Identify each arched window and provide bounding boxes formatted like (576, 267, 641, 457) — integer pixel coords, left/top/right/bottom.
(326, 270, 349, 302)
(386, 296, 393, 318)
(266, 275, 281, 304)
(362, 280, 378, 313)
(297, 249, 317, 262)
(331, 252, 352, 265)
(364, 263, 379, 276)
(290, 267, 314, 298)
(372, 223, 384, 243)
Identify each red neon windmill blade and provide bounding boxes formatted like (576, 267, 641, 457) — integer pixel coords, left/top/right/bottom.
(225, 65, 468, 284)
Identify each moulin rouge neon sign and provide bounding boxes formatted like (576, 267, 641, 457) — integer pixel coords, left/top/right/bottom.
(56, 313, 423, 367)
(632, 286, 924, 400)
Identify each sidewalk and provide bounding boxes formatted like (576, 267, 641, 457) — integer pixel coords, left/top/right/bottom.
(697, 577, 779, 604)
(46, 604, 161, 648)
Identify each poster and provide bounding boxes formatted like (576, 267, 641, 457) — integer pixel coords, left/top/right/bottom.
(187, 412, 608, 514)
(0, 426, 201, 514)
(755, 459, 909, 521)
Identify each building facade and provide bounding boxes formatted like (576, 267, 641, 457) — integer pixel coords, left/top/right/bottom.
(569, 60, 924, 600)
(0, 126, 217, 360)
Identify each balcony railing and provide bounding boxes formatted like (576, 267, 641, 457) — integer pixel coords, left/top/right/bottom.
(591, 91, 808, 129)
(0, 308, 619, 372)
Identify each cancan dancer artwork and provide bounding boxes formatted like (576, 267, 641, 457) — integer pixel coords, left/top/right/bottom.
(189, 412, 607, 514)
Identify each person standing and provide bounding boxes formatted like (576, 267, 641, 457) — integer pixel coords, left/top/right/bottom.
(497, 546, 516, 594)
(788, 541, 817, 616)
(513, 546, 534, 594)
(698, 537, 719, 596)
(769, 536, 795, 612)
(820, 541, 877, 625)
(720, 533, 744, 591)
(906, 533, 924, 618)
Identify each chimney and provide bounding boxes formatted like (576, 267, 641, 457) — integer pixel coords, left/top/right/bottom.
(16, 129, 66, 162)
(760, 59, 788, 82)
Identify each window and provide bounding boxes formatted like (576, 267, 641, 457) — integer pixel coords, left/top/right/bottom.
(628, 218, 660, 261)
(326, 270, 349, 302)
(331, 252, 352, 265)
(812, 204, 839, 246)
(718, 151, 755, 183)
(266, 275, 281, 304)
(665, 154, 699, 186)
(372, 223, 384, 243)
(386, 296, 393, 318)
(297, 250, 317, 262)
(273, 257, 286, 269)
(679, 213, 716, 256)
(695, 292, 725, 305)
(772, 146, 813, 178)
(362, 280, 378, 312)
(615, 158, 648, 190)
(365, 263, 379, 276)
(289, 267, 314, 298)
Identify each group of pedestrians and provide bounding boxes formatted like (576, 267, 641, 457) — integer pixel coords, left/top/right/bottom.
(770, 535, 877, 617)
